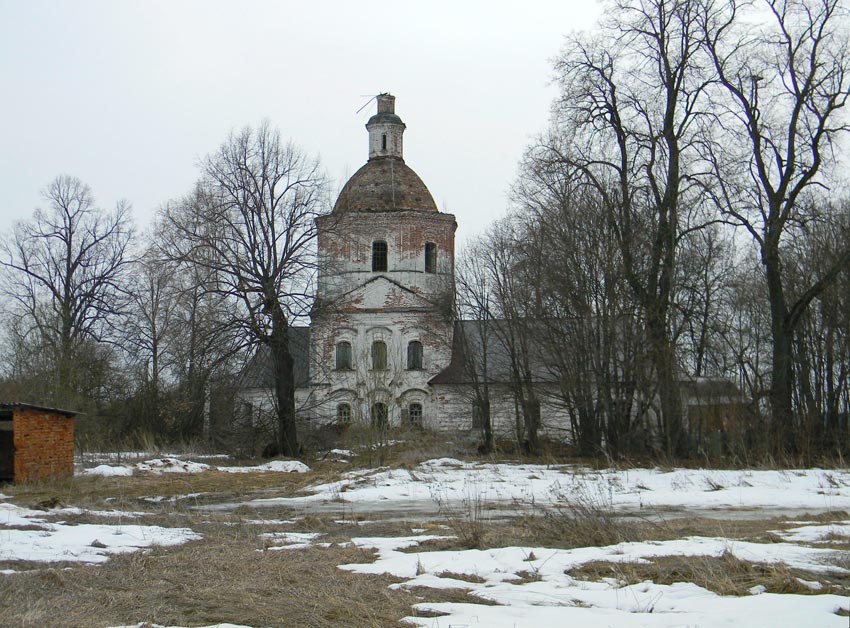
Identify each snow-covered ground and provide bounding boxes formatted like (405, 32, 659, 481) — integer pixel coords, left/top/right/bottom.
(0, 502, 200, 567)
(253, 531, 849, 627)
(5, 456, 850, 627)
(244, 457, 850, 516)
(375, 538, 848, 627)
(81, 456, 310, 477)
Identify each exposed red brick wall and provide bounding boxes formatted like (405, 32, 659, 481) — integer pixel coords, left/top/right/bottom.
(13, 408, 74, 482)
(317, 210, 456, 286)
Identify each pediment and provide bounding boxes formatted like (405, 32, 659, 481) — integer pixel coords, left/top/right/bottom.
(329, 276, 434, 312)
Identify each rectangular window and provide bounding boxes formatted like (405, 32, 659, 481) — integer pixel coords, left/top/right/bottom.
(408, 403, 423, 427)
(425, 242, 437, 273)
(407, 341, 423, 370)
(336, 342, 352, 370)
(337, 403, 352, 424)
(371, 340, 387, 370)
(372, 240, 388, 272)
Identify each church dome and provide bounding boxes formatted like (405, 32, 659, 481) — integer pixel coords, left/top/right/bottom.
(332, 93, 438, 214)
(332, 158, 438, 213)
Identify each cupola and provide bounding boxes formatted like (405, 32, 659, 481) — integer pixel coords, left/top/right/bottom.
(367, 93, 405, 160)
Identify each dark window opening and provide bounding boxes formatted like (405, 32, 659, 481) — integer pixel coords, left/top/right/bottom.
(372, 240, 387, 272)
(382, 134, 387, 150)
(337, 403, 352, 424)
(371, 340, 387, 370)
(407, 341, 423, 370)
(371, 402, 388, 430)
(425, 242, 437, 273)
(335, 341, 352, 370)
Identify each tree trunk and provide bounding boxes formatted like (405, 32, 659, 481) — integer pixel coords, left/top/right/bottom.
(480, 397, 493, 455)
(523, 393, 541, 456)
(764, 247, 796, 455)
(647, 314, 685, 457)
(270, 305, 299, 458)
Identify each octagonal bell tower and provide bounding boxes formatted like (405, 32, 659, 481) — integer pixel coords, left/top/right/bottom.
(316, 93, 456, 302)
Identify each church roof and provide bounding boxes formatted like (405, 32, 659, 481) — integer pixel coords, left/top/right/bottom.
(332, 157, 438, 213)
(429, 320, 560, 386)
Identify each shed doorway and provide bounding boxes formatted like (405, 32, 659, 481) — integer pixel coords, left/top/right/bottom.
(0, 410, 13, 482)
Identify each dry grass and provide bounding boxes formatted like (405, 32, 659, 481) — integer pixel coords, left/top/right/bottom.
(0, 520, 466, 628)
(434, 571, 486, 584)
(1, 461, 354, 520)
(5, 450, 850, 627)
(570, 552, 845, 596)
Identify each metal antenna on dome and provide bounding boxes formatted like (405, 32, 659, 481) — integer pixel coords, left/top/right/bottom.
(355, 94, 380, 114)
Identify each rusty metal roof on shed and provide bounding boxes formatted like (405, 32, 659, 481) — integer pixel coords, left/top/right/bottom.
(0, 403, 79, 417)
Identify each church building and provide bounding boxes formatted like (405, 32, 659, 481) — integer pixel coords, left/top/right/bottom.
(235, 94, 742, 450)
(239, 94, 486, 437)
(238, 93, 565, 439)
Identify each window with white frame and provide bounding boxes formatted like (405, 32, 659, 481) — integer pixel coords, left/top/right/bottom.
(408, 402, 423, 427)
(336, 403, 352, 424)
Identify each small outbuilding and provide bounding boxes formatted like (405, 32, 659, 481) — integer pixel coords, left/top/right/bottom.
(0, 403, 77, 483)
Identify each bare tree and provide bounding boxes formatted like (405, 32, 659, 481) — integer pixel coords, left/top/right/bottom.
(548, 0, 717, 455)
(477, 218, 545, 454)
(702, 0, 850, 452)
(512, 160, 648, 457)
(0, 175, 133, 406)
(455, 239, 497, 453)
(163, 123, 328, 457)
(787, 198, 850, 453)
(124, 245, 177, 391)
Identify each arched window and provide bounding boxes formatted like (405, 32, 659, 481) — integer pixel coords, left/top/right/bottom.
(424, 242, 437, 274)
(371, 402, 388, 429)
(407, 340, 423, 370)
(372, 240, 387, 272)
(335, 341, 352, 370)
(371, 340, 387, 370)
(336, 403, 352, 424)
(408, 402, 423, 427)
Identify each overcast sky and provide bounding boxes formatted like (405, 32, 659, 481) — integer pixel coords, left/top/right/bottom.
(0, 1, 602, 245)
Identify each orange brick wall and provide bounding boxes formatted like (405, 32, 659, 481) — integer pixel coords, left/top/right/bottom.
(13, 408, 74, 482)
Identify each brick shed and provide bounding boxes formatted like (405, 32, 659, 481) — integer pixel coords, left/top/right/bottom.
(0, 403, 77, 483)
